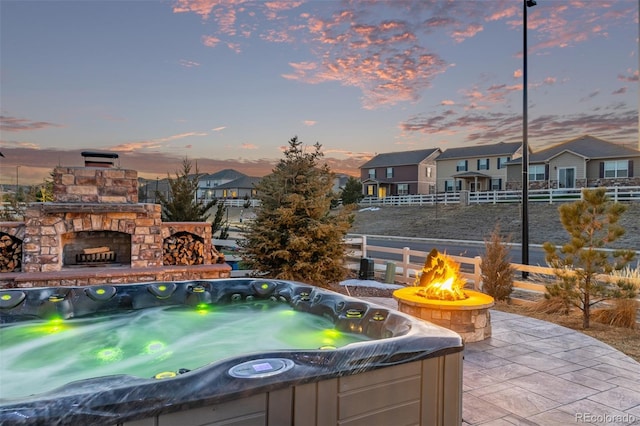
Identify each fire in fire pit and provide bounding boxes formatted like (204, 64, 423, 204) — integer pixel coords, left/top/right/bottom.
(415, 249, 467, 301)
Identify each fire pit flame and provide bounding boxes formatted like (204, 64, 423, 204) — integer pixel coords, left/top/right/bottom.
(415, 249, 467, 301)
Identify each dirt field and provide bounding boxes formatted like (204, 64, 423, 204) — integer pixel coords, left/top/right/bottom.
(349, 202, 640, 250)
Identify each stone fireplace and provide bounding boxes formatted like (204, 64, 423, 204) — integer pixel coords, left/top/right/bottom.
(22, 165, 163, 273)
(0, 152, 230, 288)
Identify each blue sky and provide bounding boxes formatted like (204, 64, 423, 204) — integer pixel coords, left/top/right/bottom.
(1, 0, 638, 184)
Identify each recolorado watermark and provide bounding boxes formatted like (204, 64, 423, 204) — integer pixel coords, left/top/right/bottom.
(575, 412, 638, 424)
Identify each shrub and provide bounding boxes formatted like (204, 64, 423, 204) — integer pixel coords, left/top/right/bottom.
(480, 225, 514, 301)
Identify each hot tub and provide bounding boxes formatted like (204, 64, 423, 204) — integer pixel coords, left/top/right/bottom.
(0, 279, 463, 426)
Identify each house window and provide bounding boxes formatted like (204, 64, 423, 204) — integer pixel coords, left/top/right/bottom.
(397, 184, 408, 195)
(367, 185, 375, 196)
(368, 169, 376, 179)
(456, 160, 467, 172)
(477, 158, 489, 170)
(445, 180, 461, 192)
(490, 178, 502, 190)
(497, 157, 510, 169)
(604, 160, 628, 178)
(529, 165, 546, 181)
(386, 167, 394, 178)
(426, 166, 432, 178)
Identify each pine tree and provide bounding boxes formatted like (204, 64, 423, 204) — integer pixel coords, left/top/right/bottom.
(239, 137, 354, 287)
(341, 176, 364, 205)
(156, 158, 217, 222)
(543, 188, 636, 328)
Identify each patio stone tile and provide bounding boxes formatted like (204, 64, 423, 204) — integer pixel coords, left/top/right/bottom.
(588, 387, 640, 411)
(467, 382, 514, 398)
(547, 349, 592, 363)
(568, 366, 618, 382)
(592, 355, 640, 376)
(479, 386, 562, 418)
(607, 376, 640, 392)
(508, 353, 572, 372)
(481, 363, 539, 381)
(490, 330, 540, 345)
(527, 409, 586, 425)
(507, 371, 599, 404)
(463, 350, 513, 369)
(462, 393, 511, 425)
(557, 399, 630, 425)
(590, 363, 640, 380)
(477, 415, 538, 426)
(485, 345, 533, 359)
(558, 371, 618, 392)
(464, 369, 504, 390)
(545, 363, 588, 376)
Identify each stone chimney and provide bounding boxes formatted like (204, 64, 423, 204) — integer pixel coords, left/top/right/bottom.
(52, 152, 138, 204)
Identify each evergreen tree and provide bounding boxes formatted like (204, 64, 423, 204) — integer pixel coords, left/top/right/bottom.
(341, 176, 364, 205)
(543, 188, 636, 328)
(156, 158, 217, 222)
(239, 136, 354, 287)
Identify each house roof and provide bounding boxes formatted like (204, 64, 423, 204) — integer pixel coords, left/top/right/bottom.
(436, 142, 521, 161)
(452, 171, 492, 179)
(215, 176, 261, 189)
(509, 135, 640, 164)
(360, 148, 440, 169)
(200, 169, 247, 181)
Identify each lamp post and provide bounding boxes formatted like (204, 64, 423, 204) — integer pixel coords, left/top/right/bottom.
(522, 0, 536, 278)
(15, 166, 20, 197)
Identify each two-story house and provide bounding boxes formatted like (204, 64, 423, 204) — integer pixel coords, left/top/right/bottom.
(505, 135, 640, 190)
(435, 142, 522, 192)
(359, 148, 441, 197)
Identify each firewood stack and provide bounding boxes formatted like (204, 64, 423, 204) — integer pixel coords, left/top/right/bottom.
(0, 234, 22, 272)
(163, 233, 207, 265)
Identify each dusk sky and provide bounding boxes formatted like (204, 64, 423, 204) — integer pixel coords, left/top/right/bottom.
(1, 0, 638, 185)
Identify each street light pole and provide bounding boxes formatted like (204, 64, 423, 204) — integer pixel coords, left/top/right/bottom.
(522, 0, 536, 278)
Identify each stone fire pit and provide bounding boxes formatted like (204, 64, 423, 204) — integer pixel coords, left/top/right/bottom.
(393, 249, 494, 343)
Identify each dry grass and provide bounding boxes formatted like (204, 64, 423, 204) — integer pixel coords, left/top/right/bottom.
(493, 301, 640, 363)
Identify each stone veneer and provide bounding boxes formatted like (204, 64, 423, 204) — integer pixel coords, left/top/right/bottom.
(396, 303, 492, 343)
(53, 166, 139, 204)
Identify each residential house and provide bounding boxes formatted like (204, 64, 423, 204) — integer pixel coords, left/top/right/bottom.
(435, 142, 522, 193)
(505, 135, 640, 190)
(207, 175, 262, 200)
(197, 169, 247, 201)
(359, 148, 441, 197)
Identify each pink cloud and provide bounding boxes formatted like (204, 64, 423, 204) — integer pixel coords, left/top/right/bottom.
(303, 120, 317, 126)
(451, 23, 483, 43)
(241, 142, 258, 150)
(0, 115, 62, 132)
(202, 35, 220, 47)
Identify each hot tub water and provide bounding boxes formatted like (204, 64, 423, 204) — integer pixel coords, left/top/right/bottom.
(1, 301, 369, 399)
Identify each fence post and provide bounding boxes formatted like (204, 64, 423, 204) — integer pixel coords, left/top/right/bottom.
(361, 235, 368, 259)
(402, 246, 411, 282)
(473, 256, 482, 290)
